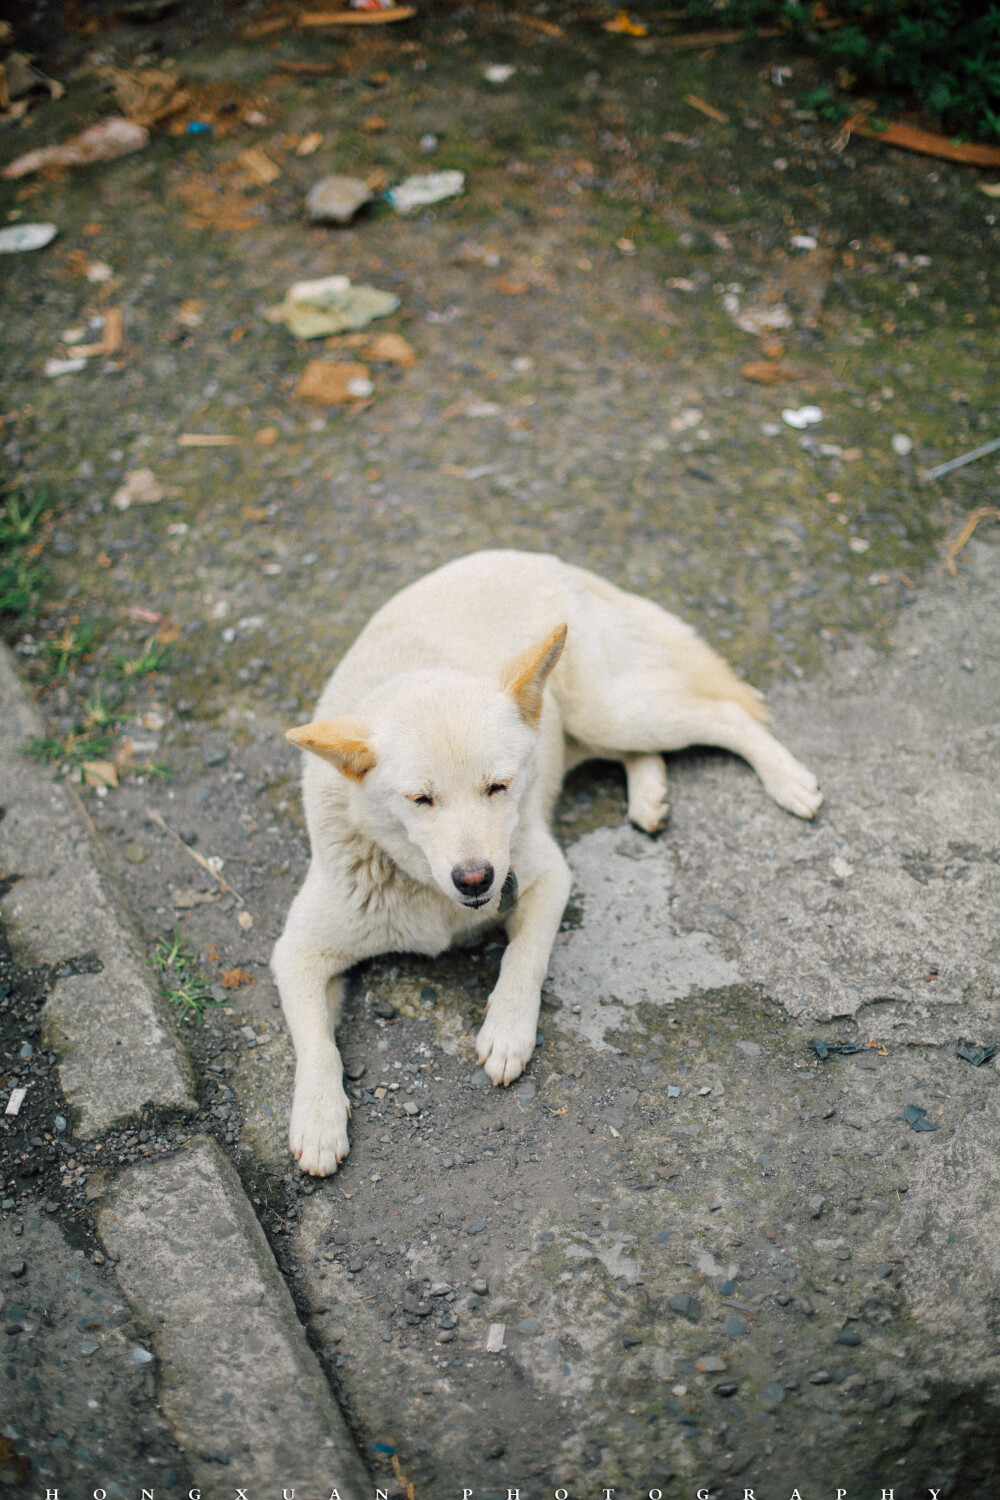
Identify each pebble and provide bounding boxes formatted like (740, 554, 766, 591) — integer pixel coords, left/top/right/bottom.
(348, 1256, 364, 1273)
(836, 1327, 862, 1346)
(760, 1380, 786, 1406)
(714, 1381, 739, 1397)
(695, 1355, 727, 1372)
(808, 1194, 826, 1218)
(402, 1101, 419, 1116)
(735, 1040, 761, 1057)
(667, 1293, 701, 1321)
(305, 175, 373, 225)
(723, 1316, 748, 1336)
(834, 1247, 851, 1261)
(471, 1278, 489, 1296)
(809, 1369, 833, 1384)
(517, 1319, 540, 1334)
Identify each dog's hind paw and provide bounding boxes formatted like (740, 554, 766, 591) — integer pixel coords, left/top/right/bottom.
(476, 1012, 536, 1086)
(289, 1088, 351, 1177)
(764, 757, 823, 820)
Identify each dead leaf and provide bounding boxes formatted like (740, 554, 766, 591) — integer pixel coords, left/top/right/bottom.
(845, 115, 1000, 167)
(362, 115, 387, 132)
(740, 360, 805, 384)
(603, 10, 647, 35)
(685, 93, 728, 124)
(495, 276, 530, 295)
(237, 145, 281, 185)
(82, 760, 118, 788)
(296, 360, 372, 404)
(98, 66, 190, 127)
(516, 14, 563, 35)
(296, 131, 324, 155)
(254, 427, 279, 446)
(367, 331, 418, 366)
(219, 966, 254, 990)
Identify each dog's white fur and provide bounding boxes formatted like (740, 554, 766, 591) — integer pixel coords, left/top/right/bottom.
(272, 550, 821, 1175)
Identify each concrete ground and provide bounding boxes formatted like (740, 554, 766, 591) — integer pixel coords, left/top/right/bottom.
(2, 1, 999, 1495)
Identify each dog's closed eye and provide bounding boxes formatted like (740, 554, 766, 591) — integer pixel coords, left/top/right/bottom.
(486, 781, 510, 797)
(407, 792, 435, 807)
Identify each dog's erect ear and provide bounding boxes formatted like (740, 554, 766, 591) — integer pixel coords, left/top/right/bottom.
(286, 717, 375, 780)
(498, 624, 567, 728)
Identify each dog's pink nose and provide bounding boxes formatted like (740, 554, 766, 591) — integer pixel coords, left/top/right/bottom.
(452, 860, 494, 898)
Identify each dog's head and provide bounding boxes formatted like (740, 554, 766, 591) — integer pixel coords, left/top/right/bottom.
(287, 625, 566, 909)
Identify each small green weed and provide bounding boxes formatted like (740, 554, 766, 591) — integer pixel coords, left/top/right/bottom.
(26, 728, 113, 770)
(0, 556, 42, 619)
(41, 621, 100, 680)
(0, 489, 49, 546)
(155, 928, 224, 1024)
(0, 489, 49, 622)
(114, 640, 171, 679)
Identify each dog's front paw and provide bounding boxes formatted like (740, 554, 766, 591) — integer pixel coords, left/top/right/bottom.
(289, 1083, 351, 1177)
(476, 1009, 537, 1086)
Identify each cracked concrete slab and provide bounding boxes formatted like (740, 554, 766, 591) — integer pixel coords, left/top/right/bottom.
(553, 538, 999, 1034)
(0, 646, 197, 1136)
(97, 1136, 369, 1498)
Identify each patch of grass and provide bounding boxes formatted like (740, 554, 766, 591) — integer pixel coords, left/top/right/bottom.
(0, 490, 49, 547)
(114, 640, 171, 679)
(41, 621, 100, 680)
(25, 728, 114, 770)
(154, 927, 224, 1024)
(0, 489, 50, 623)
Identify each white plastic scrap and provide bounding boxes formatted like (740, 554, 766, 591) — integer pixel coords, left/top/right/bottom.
(781, 405, 823, 429)
(266, 275, 400, 339)
(484, 64, 516, 83)
(891, 433, 914, 456)
(386, 170, 465, 214)
(0, 222, 58, 254)
(5, 1087, 27, 1117)
(44, 357, 88, 378)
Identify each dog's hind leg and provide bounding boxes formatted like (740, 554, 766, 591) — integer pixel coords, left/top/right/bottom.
(658, 698, 821, 819)
(623, 752, 669, 833)
(271, 870, 356, 1176)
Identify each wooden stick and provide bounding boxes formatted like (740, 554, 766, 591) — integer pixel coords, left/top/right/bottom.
(147, 808, 245, 904)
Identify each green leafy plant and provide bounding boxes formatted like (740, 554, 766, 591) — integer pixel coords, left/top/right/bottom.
(682, 0, 1000, 142)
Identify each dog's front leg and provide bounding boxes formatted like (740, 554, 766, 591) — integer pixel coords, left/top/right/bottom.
(271, 883, 356, 1176)
(477, 842, 571, 1085)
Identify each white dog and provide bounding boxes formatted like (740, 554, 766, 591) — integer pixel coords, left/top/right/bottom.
(272, 550, 821, 1175)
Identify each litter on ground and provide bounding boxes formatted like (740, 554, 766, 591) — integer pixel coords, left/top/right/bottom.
(267, 275, 400, 338)
(0, 222, 58, 253)
(386, 171, 465, 214)
(2, 117, 149, 179)
(112, 469, 175, 510)
(296, 361, 374, 404)
(957, 1044, 999, 1067)
(306, 175, 373, 224)
(782, 405, 824, 429)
